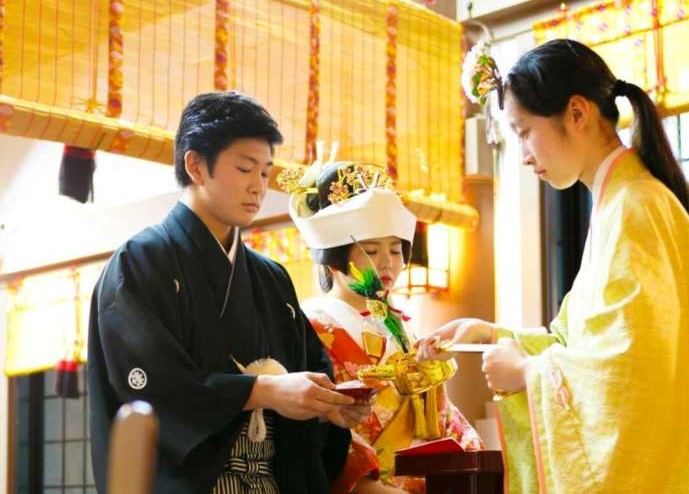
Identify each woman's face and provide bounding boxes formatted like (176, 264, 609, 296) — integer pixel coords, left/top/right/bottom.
(504, 92, 583, 190)
(348, 236, 405, 290)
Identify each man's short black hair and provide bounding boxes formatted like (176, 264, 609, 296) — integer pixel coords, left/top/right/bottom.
(174, 92, 283, 186)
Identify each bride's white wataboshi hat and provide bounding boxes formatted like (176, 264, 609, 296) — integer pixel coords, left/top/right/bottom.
(278, 142, 416, 252)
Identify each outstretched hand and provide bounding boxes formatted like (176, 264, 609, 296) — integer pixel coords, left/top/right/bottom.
(416, 318, 495, 360)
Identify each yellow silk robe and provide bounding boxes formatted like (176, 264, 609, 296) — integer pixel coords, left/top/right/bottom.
(497, 151, 689, 494)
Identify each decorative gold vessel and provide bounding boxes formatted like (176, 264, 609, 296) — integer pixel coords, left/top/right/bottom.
(357, 353, 457, 396)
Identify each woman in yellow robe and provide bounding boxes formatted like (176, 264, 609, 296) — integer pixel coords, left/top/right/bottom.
(419, 39, 689, 494)
(285, 161, 483, 494)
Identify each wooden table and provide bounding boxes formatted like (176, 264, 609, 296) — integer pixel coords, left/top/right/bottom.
(395, 450, 504, 494)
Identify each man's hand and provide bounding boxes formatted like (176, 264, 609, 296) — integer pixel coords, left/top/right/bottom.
(245, 372, 355, 420)
(325, 401, 373, 429)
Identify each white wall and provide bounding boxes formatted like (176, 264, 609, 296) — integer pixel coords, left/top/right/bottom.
(489, 33, 545, 328)
(0, 134, 289, 275)
(0, 134, 181, 273)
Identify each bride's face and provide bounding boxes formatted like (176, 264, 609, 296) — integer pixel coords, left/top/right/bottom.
(347, 236, 405, 290)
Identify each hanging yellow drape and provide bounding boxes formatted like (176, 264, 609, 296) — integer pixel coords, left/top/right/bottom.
(534, 0, 689, 116)
(0, 0, 474, 224)
(3, 261, 105, 376)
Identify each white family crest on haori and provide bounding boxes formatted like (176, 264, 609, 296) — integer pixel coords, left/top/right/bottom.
(128, 367, 148, 390)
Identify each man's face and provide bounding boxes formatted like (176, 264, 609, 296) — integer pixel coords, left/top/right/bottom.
(197, 137, 273, 228)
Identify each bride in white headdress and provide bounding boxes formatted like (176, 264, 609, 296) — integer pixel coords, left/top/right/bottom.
(282, 158, 483, 494)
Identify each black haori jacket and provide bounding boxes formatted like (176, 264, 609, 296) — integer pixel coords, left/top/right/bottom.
(88, 202, 350, 494)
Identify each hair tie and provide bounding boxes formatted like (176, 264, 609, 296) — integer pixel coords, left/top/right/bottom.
(613, 79, 628, 97)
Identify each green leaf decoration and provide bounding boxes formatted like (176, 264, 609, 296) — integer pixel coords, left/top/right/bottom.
(348, 264, 410, 353)
(347, 263, 383, 299)
(383, 309, 410, 354)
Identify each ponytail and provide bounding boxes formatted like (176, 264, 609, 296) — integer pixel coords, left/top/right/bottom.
(617, 81, 689, 214)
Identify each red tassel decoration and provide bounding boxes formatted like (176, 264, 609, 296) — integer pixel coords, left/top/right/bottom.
(59, 145, 96, 203)
(55, 355, 80, 399)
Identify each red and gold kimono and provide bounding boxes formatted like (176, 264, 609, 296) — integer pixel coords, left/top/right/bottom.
(303, 296, 483, 494)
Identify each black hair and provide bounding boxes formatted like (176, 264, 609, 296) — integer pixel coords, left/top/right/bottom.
(506, 39, 689, 214)
(174, 91, 283, 186)
(307, 162, 412, 292)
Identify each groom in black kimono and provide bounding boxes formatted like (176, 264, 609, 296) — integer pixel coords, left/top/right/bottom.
(88, 92, 367, 494)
